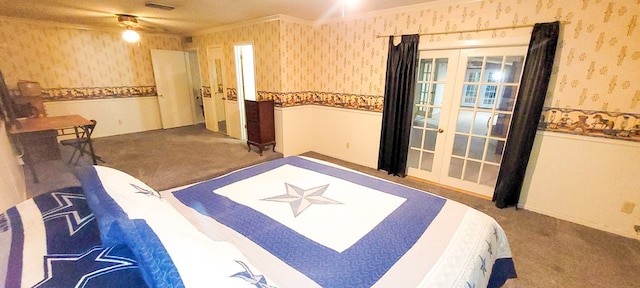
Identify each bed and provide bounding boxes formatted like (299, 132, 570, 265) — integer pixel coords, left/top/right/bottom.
(1, 156, 516, 287)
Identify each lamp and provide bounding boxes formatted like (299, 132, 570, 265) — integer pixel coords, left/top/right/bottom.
(122, 28, 140, 43)
(117, 14, 141, 43)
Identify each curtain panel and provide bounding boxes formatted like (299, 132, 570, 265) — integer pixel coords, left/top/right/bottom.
(493, 21, 561, 208)
(377, 35, 419, 177)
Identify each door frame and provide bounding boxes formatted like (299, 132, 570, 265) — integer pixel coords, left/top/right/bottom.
(205, 45, 228, 133)
(150, 49, 196, 129)
(408, 36, 531, 198)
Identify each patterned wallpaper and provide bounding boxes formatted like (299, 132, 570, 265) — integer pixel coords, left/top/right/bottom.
(185, 21, 281, 93)
(1, 0, 638, 141)
(0, 17, 181, 98)
(187, 0, 638, 141)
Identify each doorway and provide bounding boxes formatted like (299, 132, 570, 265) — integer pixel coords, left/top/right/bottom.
(234, 44, 256, 141)
(205, 47, 228, 134)
(150, 49, 196, 129)
(187, 49, 204, 124)
(407, 46, 527, 198)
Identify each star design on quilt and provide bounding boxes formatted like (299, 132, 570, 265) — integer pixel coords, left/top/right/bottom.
(0, 213, 8, 233)
(230, 260, 276, 288)
(41, 192, 95, 236)
(479, 255, 487, 277)
(130, 183, 162, 199)
(261, 183, 342, 217)
(486, 240, 493, 256)
(34, 246, 138, 288)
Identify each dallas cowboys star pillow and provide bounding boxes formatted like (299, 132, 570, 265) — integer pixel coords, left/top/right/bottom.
(75, 166, 277, 288)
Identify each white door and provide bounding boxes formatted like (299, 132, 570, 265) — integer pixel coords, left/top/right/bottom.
(407, 50, 460, 182)
(151, 49, 195, 129)
(234, 44, 256, 141)
(407, 46, 527, 198)
(205, 47, 228, 134)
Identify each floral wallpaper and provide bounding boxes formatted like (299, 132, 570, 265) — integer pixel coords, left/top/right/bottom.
(0, 17, 181, 97)
(2, 0, 638, 141)
(187, 0, 638, 141)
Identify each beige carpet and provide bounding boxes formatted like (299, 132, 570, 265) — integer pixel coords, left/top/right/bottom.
(23, 124, 640, 288)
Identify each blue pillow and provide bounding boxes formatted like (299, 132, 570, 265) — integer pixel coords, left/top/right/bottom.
(75, 166, 276, 287)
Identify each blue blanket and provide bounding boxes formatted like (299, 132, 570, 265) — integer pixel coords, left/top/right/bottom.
(0, 187, 146, 288)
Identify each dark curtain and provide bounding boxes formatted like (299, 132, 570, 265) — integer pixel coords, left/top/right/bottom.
(377, 34, 419, 177)
(493, 21, 560, 208)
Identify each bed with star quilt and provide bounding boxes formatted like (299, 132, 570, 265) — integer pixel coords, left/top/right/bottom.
(166, 156, 517, 287)
(2, 156, 516, 287)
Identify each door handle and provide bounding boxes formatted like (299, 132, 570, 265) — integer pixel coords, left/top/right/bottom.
(437, 128, 444, 133)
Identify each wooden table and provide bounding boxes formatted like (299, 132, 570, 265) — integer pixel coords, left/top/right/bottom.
(9, 115, 97, 182)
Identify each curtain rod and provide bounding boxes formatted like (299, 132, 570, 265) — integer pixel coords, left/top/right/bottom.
(376, 21, 569, 38)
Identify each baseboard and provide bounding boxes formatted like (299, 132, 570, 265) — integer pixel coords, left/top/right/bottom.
(519, 203, 640, 240)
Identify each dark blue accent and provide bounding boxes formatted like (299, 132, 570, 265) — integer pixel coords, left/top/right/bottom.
(74, 167, 129, 247)
(31, 187, 101, 254)
(123, 220, 184, 288)
(35, 246, 145, 288)
(488, 258, 517, 288)
(174, 156, 447, 287)
(74, 167, 184, 287)
(6, 207, 23, 288)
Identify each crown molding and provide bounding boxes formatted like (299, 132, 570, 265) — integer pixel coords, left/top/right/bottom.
(0, 15, 179, 39)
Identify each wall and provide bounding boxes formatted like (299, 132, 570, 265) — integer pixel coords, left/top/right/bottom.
(44, 97, 162, 138)
(268, 0, 640, 238)
(0, 16, 182, 131)
(0, 121, 26, 211)
(522, 132, 640, 238)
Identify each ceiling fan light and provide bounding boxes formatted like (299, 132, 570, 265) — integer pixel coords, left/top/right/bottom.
(122, 29, 140, 43)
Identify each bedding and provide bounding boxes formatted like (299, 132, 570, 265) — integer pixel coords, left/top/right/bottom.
(168, 156, 517, 288)
(0, 187, 147, 287)
(2, 156, 516, 287)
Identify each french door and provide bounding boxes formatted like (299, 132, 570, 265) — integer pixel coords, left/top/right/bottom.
(407, 46, 527, 198)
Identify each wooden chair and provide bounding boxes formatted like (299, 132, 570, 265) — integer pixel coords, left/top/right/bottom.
(60, 119, 104, 165)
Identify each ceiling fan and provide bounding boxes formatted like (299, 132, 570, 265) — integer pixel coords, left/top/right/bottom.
(117, 14, 142, 42)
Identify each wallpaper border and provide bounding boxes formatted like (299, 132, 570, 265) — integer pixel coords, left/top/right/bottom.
(9, 86, 158, 101)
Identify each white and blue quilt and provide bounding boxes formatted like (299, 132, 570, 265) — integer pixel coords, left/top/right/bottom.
(0, 187, 146, 288)
(170, 156, 517, 288)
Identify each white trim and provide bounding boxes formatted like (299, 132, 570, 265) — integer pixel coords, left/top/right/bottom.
(312, 0, 481, 25)
(191, 15, 286, 36)
(519, 202, 640, 240)
(0, 15, 178, 38)
(536, 130, 640, 148)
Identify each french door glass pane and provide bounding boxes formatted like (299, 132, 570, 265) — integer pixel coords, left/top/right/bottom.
(485, 139, 505, 163)
(448, 158, 464, 178)
(469, 137, 486, 160)
(407, 149, 420, 168)
(480, 163, 500, 186)
(496, 86, 517, 111)
(408, 57, 449, 174)
(452, 134, 468, 156)
(420, 152, 435, 172)
(463, 160, 481, 182)
(490, 113, 511, 138)
(472, 112, 491, 136)
(449, 51, 524, 188)
(456, 110, 473, 133)
(503, 56, 525, 83)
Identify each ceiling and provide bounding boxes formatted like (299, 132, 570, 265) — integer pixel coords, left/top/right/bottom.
(0, 0, 440, 35)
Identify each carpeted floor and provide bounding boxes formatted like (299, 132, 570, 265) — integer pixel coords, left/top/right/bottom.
(23, 124, 640, 288)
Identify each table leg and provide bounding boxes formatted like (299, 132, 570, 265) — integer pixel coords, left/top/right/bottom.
(81, 125, 98, 165)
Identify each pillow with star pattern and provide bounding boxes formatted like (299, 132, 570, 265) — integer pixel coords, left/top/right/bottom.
(75, 166, 275, 287)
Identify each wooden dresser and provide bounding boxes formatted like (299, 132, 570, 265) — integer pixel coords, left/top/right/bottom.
(244, 99, 275, 155)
